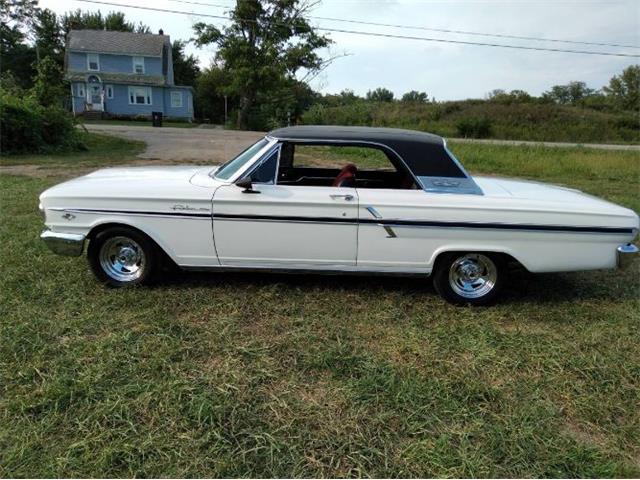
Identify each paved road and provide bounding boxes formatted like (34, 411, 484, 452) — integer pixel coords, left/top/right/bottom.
(85, 124, 639, 162)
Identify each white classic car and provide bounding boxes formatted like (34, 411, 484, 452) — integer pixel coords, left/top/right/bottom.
(40, 126, 638, 305)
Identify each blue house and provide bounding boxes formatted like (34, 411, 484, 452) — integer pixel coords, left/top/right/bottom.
(65, 29, 194, 120)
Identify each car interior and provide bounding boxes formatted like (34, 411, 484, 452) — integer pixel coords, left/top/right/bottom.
(253, 142, 418, 190)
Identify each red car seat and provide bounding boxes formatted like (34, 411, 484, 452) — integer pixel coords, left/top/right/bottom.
(332, 164, 357, 187)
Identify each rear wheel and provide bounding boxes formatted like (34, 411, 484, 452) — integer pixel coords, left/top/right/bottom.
(432, 252, 506, 305)
(88, 227, 158, 287)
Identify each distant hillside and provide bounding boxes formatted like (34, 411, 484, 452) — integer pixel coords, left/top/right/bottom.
(301, 101, 640, 144)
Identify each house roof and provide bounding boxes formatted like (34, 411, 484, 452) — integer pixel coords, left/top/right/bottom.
(67, 29, 168, 57)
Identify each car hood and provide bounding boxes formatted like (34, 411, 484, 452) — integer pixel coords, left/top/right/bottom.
(83, 165, 212, 182)
(40, 166, 219, 204)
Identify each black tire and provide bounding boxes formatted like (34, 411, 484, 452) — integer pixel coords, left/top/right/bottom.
(432, 252, 506, 306)
(88, 227, 158, 287)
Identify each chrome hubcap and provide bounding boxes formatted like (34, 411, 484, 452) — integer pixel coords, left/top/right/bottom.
(99, 236, 145, 282)
(448, 254, 497, 299)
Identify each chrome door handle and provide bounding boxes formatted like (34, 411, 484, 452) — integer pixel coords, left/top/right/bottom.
(330, 194, 354, 201)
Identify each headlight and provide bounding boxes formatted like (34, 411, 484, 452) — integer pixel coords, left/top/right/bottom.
(38, 203, 45, 220)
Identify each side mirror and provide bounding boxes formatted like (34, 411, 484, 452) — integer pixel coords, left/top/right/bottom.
(235, 177, 260, 194)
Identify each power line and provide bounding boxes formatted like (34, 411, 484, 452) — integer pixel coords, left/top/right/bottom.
(166, 0, 640, 50)
(72, 0, 640, 58)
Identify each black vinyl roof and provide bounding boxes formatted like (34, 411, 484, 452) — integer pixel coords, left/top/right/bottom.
(269, 125, 443, 145)
(268, 125, 465, 178)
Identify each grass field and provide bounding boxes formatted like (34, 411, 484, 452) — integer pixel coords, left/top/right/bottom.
(1, 134, 639, 477)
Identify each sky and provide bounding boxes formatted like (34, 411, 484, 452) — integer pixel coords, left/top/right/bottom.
(39, 0, 640, 100)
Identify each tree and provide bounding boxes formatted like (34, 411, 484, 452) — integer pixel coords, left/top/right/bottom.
(171, 40, 199, 86)
(1, 0, 38, 89)
(61, 9, 150, 36)
(401, 90, 428, 103)
(366, 87, 394, 102)
(337, 89, 359, 103)
(34, 8, 63, 63)
(486, 88, 533, 104)
(603, 65, 639, 111)
(542, 81, 594, 105)
(195, 64, 231, 123)
(29, 55, 65, 107)
(193, 0, 332, 129)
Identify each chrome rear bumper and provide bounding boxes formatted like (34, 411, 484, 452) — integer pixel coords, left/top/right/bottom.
(41, 230, 85, 257)
(617, 243, 639, 270)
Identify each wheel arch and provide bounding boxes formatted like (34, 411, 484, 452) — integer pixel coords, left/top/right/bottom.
(429, 247, 529, 272)
(86, 221, 178, 268)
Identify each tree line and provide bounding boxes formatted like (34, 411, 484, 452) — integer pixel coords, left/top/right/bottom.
(1, 0, 638, 137)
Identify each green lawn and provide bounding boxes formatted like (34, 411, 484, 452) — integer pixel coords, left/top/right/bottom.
(1, 134, 639, 477)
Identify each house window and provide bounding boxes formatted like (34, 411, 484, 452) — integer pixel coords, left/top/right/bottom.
(87, 53, 99, 71)
(128, 86, 152, 105)
(133, 57, 145, 74)
(170, 91, 182, 108)
(106, 85, 114, 99)
(77, 83, 85, 97)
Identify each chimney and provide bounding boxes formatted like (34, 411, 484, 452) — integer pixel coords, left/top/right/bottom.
(159, 29, 164, 35)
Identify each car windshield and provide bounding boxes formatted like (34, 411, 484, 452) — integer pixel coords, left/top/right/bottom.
(214, 138, 269, 180)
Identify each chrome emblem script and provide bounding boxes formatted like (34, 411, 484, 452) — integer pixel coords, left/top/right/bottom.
(171, 204, 209, 212)
(61, 213, 76, 220)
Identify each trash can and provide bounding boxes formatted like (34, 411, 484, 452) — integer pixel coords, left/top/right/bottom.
(151, 111, 163, 127)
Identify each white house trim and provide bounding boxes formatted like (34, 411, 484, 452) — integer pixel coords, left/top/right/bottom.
(170, 91, 183, 108)
(87, 53, 100, 71)
(133, 56, 145, 74)
(128, 86, 152, 105)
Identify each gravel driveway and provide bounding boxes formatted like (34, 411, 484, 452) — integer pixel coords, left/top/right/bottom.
(84, 124, 264, 163)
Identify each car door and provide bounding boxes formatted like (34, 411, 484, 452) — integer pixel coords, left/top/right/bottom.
(356, 188, 433, 273)
(212, 148, 359, 268)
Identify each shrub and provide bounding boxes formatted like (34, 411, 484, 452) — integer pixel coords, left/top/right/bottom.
(0, 89, 84, 154)
(455, 117, 493, 138)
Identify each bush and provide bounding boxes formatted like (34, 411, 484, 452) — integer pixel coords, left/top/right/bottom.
(0, 90, 85, 154)
(455, 117, 493, 138)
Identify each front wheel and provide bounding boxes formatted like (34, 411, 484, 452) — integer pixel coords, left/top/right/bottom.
(88, 227, 158, 287)
(432, 252, 506, 306)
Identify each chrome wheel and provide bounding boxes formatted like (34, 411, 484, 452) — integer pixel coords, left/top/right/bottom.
(448, 253, 497, 299)
(98, 236, 146, 282)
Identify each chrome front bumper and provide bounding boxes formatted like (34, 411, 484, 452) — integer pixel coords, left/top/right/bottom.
(617, 243, 639, 270)
(41, 230, 86, 257)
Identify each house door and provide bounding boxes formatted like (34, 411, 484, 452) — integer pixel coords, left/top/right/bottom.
(86, 77, 103, 111)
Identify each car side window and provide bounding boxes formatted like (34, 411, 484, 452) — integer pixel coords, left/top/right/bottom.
(276, 143, 417, 190)
(249, 148, 279, 184)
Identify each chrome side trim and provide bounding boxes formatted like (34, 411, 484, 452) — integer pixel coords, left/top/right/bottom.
(214, 215, 357, 225)
(617, 243, 639, 269)
(49, 207, 211, 219)
(41, 230, 86, 257)
(383, 225, 398, 238)
(365, 206, 397, 238)
(366, 206, 382, 219)
(45, 208, 635, 235)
